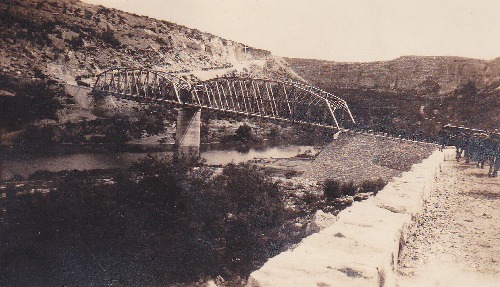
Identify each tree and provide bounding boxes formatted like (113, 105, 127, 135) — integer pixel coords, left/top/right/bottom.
(234, 123, 253, 142)
(0, 77, 61, 131)
(457, 81, 478, 97)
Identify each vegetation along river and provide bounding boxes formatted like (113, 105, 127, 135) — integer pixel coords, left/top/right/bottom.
(0, 145, 317, 180)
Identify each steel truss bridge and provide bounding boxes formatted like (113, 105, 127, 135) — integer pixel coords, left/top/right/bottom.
(92, 68, 355, 129)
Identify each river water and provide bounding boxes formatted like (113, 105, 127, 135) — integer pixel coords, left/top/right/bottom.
(0, 145, 317, 180)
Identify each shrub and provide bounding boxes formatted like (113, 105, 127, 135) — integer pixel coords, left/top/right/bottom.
(341, 181, 358, 196)
(234, 123, 253, 142)
(185, 163, 286, 275)
(360, 177, 386, 195)
(220, 123, 258, 145)
(76, 79, 89, 87)
(285, 170, 297, 179)
(66, 36, 84, 49)
(324, 179, 342, 199)
(267, 126, 282, 143)
(0, 79, 61, 130)
(84, 10, 93, 19)
(5, 159, 288, 284)
(33, 68, 46, 79)
(13, 126, 56, 147)
(102, 30, 121, 47)
(456, 81, 478, 97)
(297, 149, 315, 158)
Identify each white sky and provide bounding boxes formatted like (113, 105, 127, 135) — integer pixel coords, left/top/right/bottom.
(82, 0, 500, 62)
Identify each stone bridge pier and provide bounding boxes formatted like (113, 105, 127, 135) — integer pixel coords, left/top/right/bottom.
(64, 84, 203, 157)
(85, 69, 359, 158)
(175, 107, 202, 157)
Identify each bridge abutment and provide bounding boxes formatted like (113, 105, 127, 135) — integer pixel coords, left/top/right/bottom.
(175, 108, 202, 157)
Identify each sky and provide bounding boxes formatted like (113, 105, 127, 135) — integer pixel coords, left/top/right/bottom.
(82, 0, 500, 62)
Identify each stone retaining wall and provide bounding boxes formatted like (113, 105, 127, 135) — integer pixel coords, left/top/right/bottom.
(247, 149, 449, 287)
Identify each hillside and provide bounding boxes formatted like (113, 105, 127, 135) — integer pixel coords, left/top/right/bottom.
(0, 0, 299, 84)
(1, 0, 498, 140)
(286, 57, 500, 135)
(0, 0, 301, 143)
(287, 56, 500, 94)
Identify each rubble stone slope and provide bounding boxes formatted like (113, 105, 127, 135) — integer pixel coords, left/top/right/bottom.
(302, 132, 436, 184)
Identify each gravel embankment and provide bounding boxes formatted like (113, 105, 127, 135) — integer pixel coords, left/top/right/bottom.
(302, 132, 436, 184)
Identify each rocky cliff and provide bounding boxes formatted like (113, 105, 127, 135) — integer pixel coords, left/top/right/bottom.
(287, 56, 500, 94)
(286, 56, 499, 133)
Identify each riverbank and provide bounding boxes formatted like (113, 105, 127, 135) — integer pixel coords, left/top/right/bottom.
(0, 143, 319, 180)
(0, 155, 330, 286)
(397, 151, 500, 286)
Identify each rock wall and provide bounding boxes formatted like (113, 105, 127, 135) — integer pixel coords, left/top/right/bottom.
(247, 149, 449, 287)
(287, 56, 500, 93)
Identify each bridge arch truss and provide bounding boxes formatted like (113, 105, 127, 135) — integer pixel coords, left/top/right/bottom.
(93, 68, 192, 104)
(92, 68, 355, 129)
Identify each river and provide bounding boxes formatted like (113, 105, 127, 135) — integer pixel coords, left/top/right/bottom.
(0, 145, 317, 180)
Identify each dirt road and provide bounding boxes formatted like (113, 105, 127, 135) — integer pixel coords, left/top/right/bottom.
(398, 151, 500, 286)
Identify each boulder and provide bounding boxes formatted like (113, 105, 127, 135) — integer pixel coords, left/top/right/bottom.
(305, 210, 337, 235)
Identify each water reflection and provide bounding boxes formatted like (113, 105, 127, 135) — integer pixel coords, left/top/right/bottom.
(202, 146, 315, 165)
(0, 145, 316, 180)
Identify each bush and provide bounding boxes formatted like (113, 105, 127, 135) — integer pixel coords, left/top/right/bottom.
(220, 123, 258, 145)
(184, 163, 286, 275)
(360, 177, 386, 195)
(341, 181, 357, 196)
(267, 126, 283, 143)
(5, 159, 288, 284)
(33, 68, 46, 79)
(324, 179, 342, 199)
(66, 36, 84, 49)
(456, 81, 478, 97)
(325, 179, 362, 199)
(76, 79, 90, 87)
(0, 78, 61, 130)
(285, 170, 297, 179)
(102, 30, 121, 47)
(234, 123, 253, 142)
(13, 126, 56, 147)
(297, 149, 315, 158)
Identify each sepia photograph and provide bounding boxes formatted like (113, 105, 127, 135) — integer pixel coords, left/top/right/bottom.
(0, 0, 499, 286)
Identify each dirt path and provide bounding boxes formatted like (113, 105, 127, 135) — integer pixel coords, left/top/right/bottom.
(398, 151, 500, 287)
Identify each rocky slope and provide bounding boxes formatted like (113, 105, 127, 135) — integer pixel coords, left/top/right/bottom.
(286, 57, 500, 134)
(302, 132, 435, 184)
(0, 0, 303, 144)
(1, 0, 497, 139)
(287, 56, 500, 94)
(0, 0, 300, 85)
